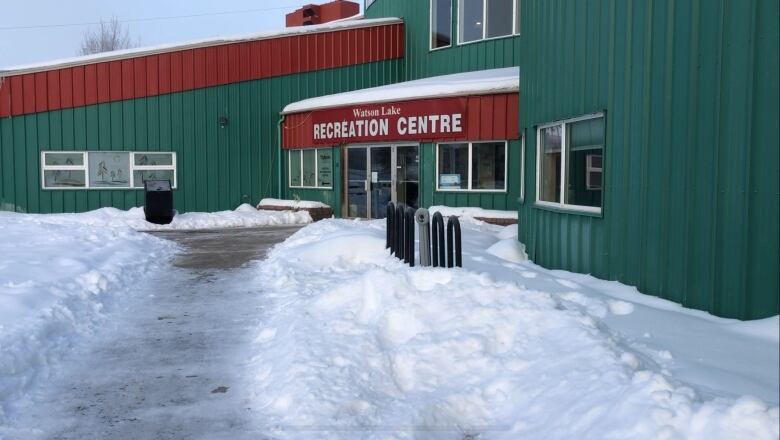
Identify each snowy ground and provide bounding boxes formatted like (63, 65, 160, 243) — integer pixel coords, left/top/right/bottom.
(0, 206, 310, 423)
(0, 211, 777, 439)
(247, 218, 779, 439)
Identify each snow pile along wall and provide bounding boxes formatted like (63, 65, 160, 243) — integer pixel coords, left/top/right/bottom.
(27, 204, 312, 231)
(0, 212, 176, 419)
(247, 219, 779, 439)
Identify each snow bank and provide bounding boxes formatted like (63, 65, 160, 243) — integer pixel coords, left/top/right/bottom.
(429, 205, 518, 221)
(21, 204, 311, 231)
(247, 219, 779, 439)
(283, 67, 519, 114)
(0, 212, 175, 419)
(258, 198, 330, 210)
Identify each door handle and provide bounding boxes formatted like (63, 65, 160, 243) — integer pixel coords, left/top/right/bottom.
(365, 180, 370, 192)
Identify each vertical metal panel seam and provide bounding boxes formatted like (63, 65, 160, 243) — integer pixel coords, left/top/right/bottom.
(660, 0, 676, 297)
(683, 0, 700, 308)
(710, 0, 726, 315)
(740, 0, 758, 315)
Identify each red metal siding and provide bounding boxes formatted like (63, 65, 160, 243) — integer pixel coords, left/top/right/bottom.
(0, 23, 404, 118)
(47, 70, 60, 110)
(282, 93, 520, 149)
(72, 66, 85, 108)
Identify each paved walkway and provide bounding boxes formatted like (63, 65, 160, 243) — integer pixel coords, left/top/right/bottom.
(6, 226, 302, 440)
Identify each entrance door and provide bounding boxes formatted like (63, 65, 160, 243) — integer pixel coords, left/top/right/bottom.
(346, 145, 419, 219)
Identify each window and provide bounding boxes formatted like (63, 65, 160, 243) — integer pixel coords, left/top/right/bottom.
(317, 149, 333, 187)
(289, 148, 333, 189)
(132, 152, 177, 188)
(436, 141, 507, 191)
(458, 0, 520, 44)
(302, 149, 316, 187)
(89, 152, 130, 188)
(536, 113, 605, 213)
(430, 0, 452, 50)
(586, 154, 602, 190)
(41, 152, 87, 189)
(41, 151, 177, 190)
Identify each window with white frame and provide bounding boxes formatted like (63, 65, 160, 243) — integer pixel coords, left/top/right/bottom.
(586, 153, 602, 190)
(41, 152, 87, 188)
(41, 151, 177, 189)
(436, 141, 507, 191)
(536, 113, 604, 212)
(132, 152, 177, 188)
(288, 148, 333, 189)
(430, 0, 452, 50)
(458, 0, 520, 44)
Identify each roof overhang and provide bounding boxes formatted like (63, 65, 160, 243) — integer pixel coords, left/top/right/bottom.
(282, 67, 520, 115)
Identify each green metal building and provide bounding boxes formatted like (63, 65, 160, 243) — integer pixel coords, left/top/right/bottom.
(0, 0, 777, 319)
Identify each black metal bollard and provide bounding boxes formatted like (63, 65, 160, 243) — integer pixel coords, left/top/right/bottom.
(405, 206, 416, 266)
(431, 212, 445, 267)
(447, 215, 462, 268)
(386, 201, 395, 252)
(395, 203, 405, 260)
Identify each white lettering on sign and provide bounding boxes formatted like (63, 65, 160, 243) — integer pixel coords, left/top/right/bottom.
(313, 113, 464, 141)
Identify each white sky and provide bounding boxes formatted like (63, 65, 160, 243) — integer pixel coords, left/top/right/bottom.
(0, 0, 363, 69)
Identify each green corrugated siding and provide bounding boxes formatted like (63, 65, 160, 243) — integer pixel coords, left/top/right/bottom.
(510, 0, 779, 319)
(365, 0, 779, 319)
(0, 60, 401, 213)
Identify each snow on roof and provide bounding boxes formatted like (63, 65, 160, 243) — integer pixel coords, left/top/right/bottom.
(282, 67, 520, 114)
(0, 16, 400, 76)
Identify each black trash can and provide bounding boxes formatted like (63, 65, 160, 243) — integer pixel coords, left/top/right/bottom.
(143, 180, 174, 225)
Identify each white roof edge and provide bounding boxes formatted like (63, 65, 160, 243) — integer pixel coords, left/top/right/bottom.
(0, 17, 402, 76)
(282, 67, 520, 115)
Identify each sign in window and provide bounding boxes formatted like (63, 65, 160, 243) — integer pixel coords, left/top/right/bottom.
(437, 141, 507, 192)
(289, 148, 333, 189)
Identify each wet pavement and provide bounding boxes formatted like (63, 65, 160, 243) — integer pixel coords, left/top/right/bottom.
(149, 225, 304, 269)
(5, 225, 302, 439)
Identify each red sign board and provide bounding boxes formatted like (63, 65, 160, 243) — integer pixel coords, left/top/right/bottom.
(309, 97, 468, 145)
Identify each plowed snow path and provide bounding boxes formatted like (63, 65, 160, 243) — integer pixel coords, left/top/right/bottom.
(4, 226, 301, 440)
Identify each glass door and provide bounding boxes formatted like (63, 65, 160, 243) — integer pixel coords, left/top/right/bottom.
(346, 148, 367, 218)
(346, 144, 419, 219)
(370, 147, 393, 219)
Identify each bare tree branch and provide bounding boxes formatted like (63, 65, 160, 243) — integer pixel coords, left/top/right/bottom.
(78, 17, 138, 55)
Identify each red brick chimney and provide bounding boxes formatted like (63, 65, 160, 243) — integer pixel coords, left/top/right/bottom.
(285, 1, 360, 27)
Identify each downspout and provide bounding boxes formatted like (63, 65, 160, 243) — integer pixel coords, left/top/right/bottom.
(277, 115, 285, 199)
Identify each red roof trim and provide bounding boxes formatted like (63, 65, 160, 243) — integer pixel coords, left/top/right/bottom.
(0, 23, 403, 118)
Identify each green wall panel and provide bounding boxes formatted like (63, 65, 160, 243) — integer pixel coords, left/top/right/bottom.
(365, 0, 779, 319)
(0, 60, 401, 215)
(510, 0, 778, 319)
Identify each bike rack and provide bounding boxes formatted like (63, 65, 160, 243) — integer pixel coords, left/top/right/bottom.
(431, 211, 445, 267)
(386, 204, 462, 269)
(416, 208, 431, 267)
(447, 215, 462, 268)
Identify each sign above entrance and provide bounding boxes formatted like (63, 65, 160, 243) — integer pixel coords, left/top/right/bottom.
(282, 93, 519, 149)
(309, 98, 468, 145)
